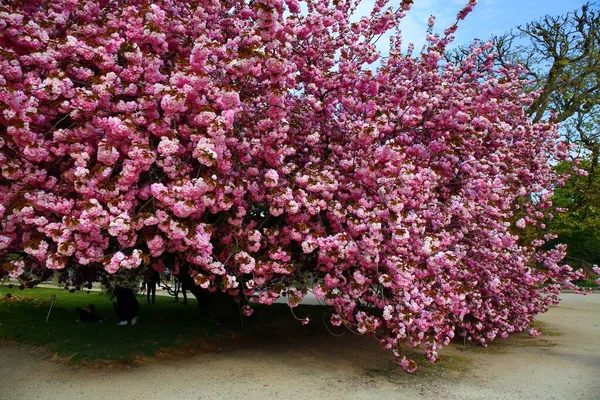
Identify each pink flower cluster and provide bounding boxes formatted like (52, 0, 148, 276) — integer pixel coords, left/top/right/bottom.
(0, 0, 582, 371)
(105, 250, 143, 274)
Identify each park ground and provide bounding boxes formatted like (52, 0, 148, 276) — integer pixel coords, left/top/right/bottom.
(0, 290, 598, 400)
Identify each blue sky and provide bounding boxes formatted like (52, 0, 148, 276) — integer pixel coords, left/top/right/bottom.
(449, 0, 589, 45)
(355, 0, 590, 53)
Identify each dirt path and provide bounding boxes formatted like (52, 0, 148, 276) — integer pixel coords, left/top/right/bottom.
(0, 293, 598, 400)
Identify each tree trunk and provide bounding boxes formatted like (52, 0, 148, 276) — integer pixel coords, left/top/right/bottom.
(175, 264, 239, 320)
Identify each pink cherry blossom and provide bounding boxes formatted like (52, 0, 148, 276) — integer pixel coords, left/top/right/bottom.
(0, 0, 582, 372)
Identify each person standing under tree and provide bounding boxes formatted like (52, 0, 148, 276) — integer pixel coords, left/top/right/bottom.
(112, 286, 139, 325)
(144, 266, 160, 304)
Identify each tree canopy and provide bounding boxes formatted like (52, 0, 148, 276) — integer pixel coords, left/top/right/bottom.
(0, 0, 581, 371)
(450, 3, 600, 278)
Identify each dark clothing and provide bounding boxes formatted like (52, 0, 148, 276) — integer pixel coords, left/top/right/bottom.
(174, 278, 188, 305)
(76, 308, 102, 323)
(112, 287, 140, 322)
(145, 280, 157, 304)
(144, 269, 160, 304)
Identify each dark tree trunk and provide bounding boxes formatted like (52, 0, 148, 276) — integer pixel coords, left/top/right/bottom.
(175, 264, 240, 320)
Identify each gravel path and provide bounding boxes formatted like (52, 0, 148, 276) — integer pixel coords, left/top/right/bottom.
(0, 293, 598, 400)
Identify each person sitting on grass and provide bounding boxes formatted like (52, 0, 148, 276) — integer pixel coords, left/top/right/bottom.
(112, 286, 139, 326)
(76, 304, 105, 323)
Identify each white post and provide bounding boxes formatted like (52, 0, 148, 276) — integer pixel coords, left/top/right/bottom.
(46, 295, 56, 323)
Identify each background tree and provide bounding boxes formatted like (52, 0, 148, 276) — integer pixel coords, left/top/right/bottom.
(0, 0, 581, 371)
(545, 159, 600, 284)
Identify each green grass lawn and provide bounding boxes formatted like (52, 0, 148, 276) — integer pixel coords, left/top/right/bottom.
(0, 286, 325, 365)
(574, 279, 599, 288)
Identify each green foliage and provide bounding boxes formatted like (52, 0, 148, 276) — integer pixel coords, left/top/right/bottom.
(547, 159, 600, 275)
(105, 269, 143, 294)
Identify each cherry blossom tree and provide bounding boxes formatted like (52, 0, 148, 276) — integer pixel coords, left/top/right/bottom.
(0, 0, 582, 371)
